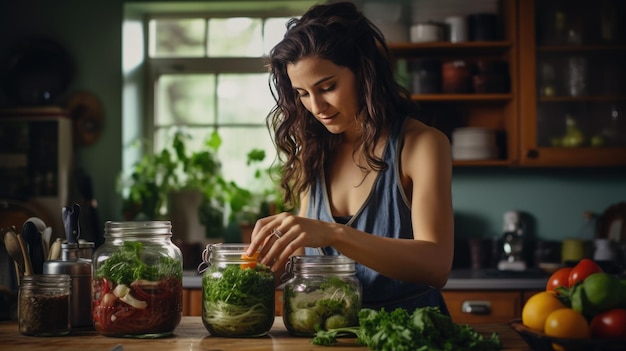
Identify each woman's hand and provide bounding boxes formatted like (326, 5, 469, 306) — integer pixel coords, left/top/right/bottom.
(246, 212, 339, 272)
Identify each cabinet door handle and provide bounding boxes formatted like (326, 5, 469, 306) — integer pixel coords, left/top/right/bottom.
(461, 300, 492, 315)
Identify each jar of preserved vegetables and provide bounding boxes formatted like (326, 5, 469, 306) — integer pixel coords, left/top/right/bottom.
(282, 255, 362, 336)
(91, 221, 183, 338)
(198, 243, 275, 337)
(18, 274, 71, 336)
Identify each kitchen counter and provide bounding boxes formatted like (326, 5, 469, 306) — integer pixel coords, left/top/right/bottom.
(0, 316, 531, 350)
(183, 268, 550, 291)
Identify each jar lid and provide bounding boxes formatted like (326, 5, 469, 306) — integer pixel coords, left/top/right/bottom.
(286, 255, 356, 275)
(197, 243, 262, 273)
(21, 274, 71, 287)
(104, 221, 172, 237)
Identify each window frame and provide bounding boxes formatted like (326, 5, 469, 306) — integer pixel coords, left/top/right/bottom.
(143, 10, 301, 152)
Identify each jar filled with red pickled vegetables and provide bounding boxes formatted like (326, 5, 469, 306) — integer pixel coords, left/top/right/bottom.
(92, 221, 183, 338)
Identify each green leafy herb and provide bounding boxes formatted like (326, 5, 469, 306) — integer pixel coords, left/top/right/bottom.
(312, 307, 502, 351)
(95, 241, 182, 286)
(202, 264, 275, 336)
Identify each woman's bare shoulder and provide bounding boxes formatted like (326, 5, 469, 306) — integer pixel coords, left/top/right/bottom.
(402, 118, 450, 150)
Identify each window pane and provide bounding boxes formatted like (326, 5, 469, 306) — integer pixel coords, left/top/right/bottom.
(156, 74, 216, 126)
(208, 18, 263, 57)
(216, 127, 275, 188)
(263, 17, 291, 54)
(149, 18, 206, 58)
(217, 74, 274, 124)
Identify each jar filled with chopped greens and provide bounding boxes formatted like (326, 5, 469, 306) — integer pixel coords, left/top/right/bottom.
(198, 243, 275, 337)
(283, 255, 362, 336)
(91, 221, 183, 338)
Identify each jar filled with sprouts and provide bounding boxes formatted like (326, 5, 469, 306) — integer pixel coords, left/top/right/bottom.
(199, 243, 275, 337)
(282, 255, 362, 336)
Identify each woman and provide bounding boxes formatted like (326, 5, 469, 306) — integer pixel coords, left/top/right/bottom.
(246, 1, 454, 313)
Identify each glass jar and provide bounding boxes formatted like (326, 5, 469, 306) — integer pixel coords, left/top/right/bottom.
(91, 221, 183, 338)
(199, 243, 275, 337)
(18, 274, 71, 336)
(282, 255, 362, 336)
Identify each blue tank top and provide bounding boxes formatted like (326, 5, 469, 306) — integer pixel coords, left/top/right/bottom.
(305, 117, 449, 314)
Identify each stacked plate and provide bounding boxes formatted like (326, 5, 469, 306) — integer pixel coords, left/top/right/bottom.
(451, 127, 498, 160)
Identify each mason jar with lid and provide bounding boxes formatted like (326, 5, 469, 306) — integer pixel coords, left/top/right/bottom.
(282, 255, 362, 336)
(91, 221, 183, 338)
(198, 243, 275, 337)
(18, 274, 71, 336)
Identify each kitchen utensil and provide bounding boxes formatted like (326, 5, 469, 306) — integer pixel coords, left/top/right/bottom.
(24, 216, 45, 231)
(22, 221, 44, 274)
(15, 233, 33, 276)
(48, 238, 62, 261)
(62, 203, 81, 244)
(3, 227, 23, 284)
(3, 228, 29, 281)
(41, 226, 52, 260)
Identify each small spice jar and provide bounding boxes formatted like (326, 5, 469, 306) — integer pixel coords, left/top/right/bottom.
(18, 274, 71, 336)
(199, 243, 275, 337)
(92, 221, 183, 338)
(282, 255, 362, 336)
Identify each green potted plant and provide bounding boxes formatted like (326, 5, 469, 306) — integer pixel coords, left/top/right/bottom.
(118, 130, 281, 241)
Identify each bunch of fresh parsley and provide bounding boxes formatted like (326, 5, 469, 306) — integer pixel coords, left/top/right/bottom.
(312, 306, 501, 351)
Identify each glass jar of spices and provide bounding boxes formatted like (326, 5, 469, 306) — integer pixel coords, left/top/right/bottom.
(91, 221, 183, 338)
(18, 274, 71, 336)
(199, 243, 275, 337)
(282, 255, 362, 336)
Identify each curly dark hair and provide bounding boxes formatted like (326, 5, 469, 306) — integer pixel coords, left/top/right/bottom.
(266, 1, 418, 209)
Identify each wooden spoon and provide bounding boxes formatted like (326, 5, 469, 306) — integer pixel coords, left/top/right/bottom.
(3, 229, 27, 281)
(16, 233, 33, 276)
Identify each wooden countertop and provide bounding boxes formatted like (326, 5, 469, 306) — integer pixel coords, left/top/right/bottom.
(0, 316, 531, 350)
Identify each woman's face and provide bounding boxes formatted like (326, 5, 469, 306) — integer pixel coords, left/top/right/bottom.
(287, 56, 360, 137)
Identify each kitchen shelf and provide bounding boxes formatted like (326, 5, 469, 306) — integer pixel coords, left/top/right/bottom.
(410, 94, 512, 102)
(388, 41, 512, 57)
(538, 96, 626, 103)
(537, 45, 626, 53)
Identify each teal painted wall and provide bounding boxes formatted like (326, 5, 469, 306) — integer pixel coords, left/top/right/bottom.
(1, 1, 625, 245)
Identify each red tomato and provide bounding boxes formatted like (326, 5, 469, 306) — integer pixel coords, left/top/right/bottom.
(590, 308, 626, 339)
(546, 267, 572, 292)
(568, 258, 603, 287)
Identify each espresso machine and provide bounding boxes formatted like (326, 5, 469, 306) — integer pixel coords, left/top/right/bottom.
(497, 210, 528, 271)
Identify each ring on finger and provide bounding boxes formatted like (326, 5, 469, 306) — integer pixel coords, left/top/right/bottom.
(271, 228, 283, 239)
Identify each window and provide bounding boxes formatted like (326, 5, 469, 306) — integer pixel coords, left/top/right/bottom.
(141, 5, 311, 190)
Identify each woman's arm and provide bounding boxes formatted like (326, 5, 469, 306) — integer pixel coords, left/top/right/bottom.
(248, 122, 454, 288)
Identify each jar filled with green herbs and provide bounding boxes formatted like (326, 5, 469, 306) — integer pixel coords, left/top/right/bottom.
(199, 243, 275, 337)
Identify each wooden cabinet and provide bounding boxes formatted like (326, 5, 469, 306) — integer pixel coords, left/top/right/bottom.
(388, 0, 519, 167)
(182, 288, 203, 316)
(390, 0, 626, 167)
(443, 289, 542, 324)
(518, 0, 626, 167)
